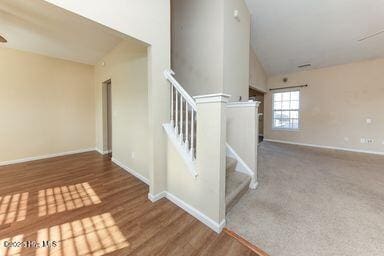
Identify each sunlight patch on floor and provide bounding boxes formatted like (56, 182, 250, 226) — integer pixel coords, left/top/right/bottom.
(0, 192, 28, 225)
(36, 212, 129, 256)
(0, 234, 24, 256)
(38, 182, 101, 217)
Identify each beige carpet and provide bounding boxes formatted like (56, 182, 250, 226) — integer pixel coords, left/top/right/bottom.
(226, 141, 384, 256)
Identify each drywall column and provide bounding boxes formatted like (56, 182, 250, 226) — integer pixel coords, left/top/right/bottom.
(226, 101, 260, 188)
(147, 46, 170, 197)
(194, 93, 229, 230)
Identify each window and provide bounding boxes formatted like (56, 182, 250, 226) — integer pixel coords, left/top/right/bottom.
(272, 90, 300, 130)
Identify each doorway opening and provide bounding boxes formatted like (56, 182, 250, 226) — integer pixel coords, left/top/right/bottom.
(249, 87, 265, 143)
(102, 79, 112, 157)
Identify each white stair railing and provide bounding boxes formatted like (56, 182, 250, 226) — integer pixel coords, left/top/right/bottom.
(164, 70, 197, 161)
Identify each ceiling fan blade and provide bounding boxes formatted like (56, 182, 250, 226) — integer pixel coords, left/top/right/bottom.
(358, 30, 384, 42)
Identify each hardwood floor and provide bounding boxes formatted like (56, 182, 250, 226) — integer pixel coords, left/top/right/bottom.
(0, 152, 258, 256)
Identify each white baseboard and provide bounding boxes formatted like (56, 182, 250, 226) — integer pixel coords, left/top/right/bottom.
(111, 157, 149, 185)
(148, 191, 167, 202)
(0, 148, 96, 167)
(96, 148, 112, 155)
(226, 143, 257, 189)
(148, 191, 226, 233)
(264, 139, 384, 156)
(250, 181, 259, 190)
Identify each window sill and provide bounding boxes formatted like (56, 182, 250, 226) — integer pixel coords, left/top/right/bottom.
(272, 128, 300, 132)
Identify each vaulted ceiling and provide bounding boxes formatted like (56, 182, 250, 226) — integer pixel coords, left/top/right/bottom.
(0, 0, 124, 65)
(245, 0, 384, 76)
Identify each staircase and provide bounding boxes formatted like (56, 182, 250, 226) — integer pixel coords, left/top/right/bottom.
(225, 157, 251, 212)
(164, 69, 254, 214)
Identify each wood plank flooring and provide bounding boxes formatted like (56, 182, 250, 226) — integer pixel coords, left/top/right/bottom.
(0, 152, 258, 256)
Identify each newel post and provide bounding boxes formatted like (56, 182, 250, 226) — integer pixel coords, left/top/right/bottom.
(194, 93, 229, 229)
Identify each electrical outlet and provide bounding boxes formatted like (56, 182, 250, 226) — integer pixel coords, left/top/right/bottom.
(360, 138, 366, 144)
(366, 139, 374, 144)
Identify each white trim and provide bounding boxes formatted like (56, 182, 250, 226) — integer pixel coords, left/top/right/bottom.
(194, 93, 230, 104)
(264, 139, 384, 156)
(148, 191, 167, 202)
(111, 157, 150, 185)
(148, 191, 225, 233)
(163, 123, 197, 177)
(271, 127, 301, 132)
(226, 101, 260, 108)
(0, 148, 96, 166)
(272, 90, 301, 131)
(96, 148, 112, 155)
(249, 85, 267, 94)
(226, 143, 257, 189)
(166, 192, 226, 233)
(164, 69, 197, 111)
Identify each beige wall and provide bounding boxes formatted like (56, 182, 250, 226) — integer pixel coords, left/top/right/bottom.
(44, 0, 171, 195)
(223, 0, 251, 101)
(171, 0, 250, 101)
(0, 47, 95, 163)
(95, 40, 149, 179)
(166, 95, 228, 229)
(171, 0, 224, 96)
(250, 47, 267, 92)
(265, 58, 384, 154)
(226, 103, 259, 185)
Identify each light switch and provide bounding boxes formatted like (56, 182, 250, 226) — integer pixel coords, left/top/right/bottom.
(366, 118, 372, 124)
(234, 10, 240, 21)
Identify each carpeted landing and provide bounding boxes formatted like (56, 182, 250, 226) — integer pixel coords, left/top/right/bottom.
(226, 141, 384, 256)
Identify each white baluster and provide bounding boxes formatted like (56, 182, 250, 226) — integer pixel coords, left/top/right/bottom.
(165, 70, 197, 162)
(180, 94, 183, 143)
(170, 86, 174, 126)
(190, 110, 195, 159)
(185, 103, 189, 150)
(175, 90, 179, 134)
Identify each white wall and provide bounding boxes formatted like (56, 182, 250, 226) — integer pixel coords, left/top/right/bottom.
(166, 94, 228, 231)
(249, 46, 267, 92)
(171, 0, 224, 96)
(44, 0, 171, 195)
(95, 40, 149, 179)
(265, 58, 384, 154)
(223, 0, 251, 101)
(0, 47, 95, 163)
(226, 103, 259, 183)
(171, 0, 251, 101)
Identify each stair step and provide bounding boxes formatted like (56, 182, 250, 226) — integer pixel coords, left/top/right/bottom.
(225, 157, 251, 213)
(226, 157, 237, 174)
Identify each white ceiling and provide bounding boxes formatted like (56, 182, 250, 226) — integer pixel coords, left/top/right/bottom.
(245, 0, 384, 76)
(0, 0, 125, 65)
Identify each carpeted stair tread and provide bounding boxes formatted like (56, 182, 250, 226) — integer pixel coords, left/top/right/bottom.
(226, 157, 237, 175)
(226, 157, 251, 212)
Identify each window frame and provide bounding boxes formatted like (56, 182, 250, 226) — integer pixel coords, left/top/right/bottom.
(271, 89, 301, 131)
